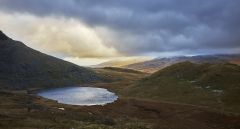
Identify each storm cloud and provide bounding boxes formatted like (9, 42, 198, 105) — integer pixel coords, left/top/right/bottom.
(0, 0, 240, 57)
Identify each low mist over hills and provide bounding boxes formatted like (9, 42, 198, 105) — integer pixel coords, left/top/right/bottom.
(124, 55, 240, 73)
(0, 31, 104, 90)
(123, 62, 240, 112)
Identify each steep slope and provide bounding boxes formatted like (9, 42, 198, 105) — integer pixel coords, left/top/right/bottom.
(123, 62, 240, 112)
(0, 31, 104, 90)
(124, 55, 240, 73)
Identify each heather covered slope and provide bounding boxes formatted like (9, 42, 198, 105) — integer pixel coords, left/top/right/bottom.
(0, 31, 104, 90)
(123, 62, 240, 113)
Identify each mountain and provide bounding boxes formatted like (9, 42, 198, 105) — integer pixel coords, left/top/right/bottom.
(0, 31, 9, 40)
(0, 31, 104, 90)
(123, 62, 240, 112)
(99, 67, 144, 74)
(93, 57, 149, 68)
(216, 54, 240, 65)
(124, 55, 240, 73)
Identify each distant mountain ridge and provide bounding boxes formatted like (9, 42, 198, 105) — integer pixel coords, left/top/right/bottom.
(93, 57, 150, 68)
(124, 54, 240, 73)
(0, 31, 104, 90)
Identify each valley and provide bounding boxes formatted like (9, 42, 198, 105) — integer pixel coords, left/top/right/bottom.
(1, 0, 240, 128)
(0, 31, 240, 129)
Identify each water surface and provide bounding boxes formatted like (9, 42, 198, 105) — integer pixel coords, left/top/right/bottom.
(38, 87, 118, 106)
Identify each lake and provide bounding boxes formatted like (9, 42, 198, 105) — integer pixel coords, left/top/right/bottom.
(38, 87, 118, 106)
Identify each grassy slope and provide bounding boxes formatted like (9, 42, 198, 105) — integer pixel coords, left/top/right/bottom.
(95, 67, 145, 81)
(123, 62, 240, 113)
(93, 67, 148, 93)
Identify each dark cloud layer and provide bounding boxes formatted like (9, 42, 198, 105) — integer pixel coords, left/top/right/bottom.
(0, 0, 240, 56)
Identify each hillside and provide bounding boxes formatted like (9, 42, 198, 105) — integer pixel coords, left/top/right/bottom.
(0, 31, 104, 90)
(93, 57, 149, 68)
(100, 67, 144, 74)
(124, 55, 240, 73)
(123, 62, 240, 113)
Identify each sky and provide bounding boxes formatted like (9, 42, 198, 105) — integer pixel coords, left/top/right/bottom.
(0, 0, 240, 66)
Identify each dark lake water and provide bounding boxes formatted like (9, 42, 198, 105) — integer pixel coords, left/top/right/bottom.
(38, 87, 118, 106)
